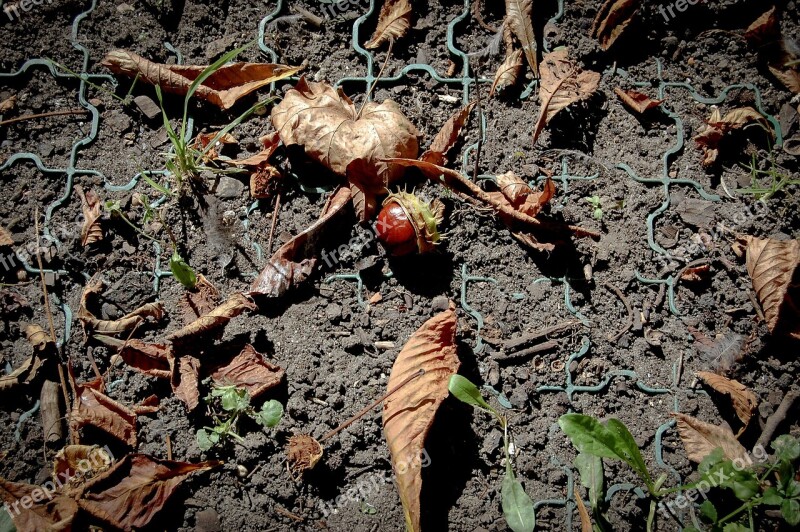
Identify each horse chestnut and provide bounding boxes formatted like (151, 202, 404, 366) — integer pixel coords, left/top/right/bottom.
(376, 192, 444, 256)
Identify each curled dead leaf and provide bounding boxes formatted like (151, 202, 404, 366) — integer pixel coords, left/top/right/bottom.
(231, 132, 284, 199)
(591, 0, 641, 50)
(170, 355, 201, 411)
(167, 292, 256, 342)
(53, 445, 113, 497)
(77, 454, 219, 531)
(420, 102, 475, 167)
(0, 324, 54, 393)
(744, 6, 779, 45)
(179, 274, 220, 325)
(365, 0, 412, 49)
(738, 235, 800, 338)
(694, 107, 770, 167)
(101, 50, 302, 110)
(192, 131, 237, 163)
(533, 49, 600, 144)
(382, 302, 460, 532)
(68, 367, 138, 447)
(251, 187, 352, 298)
(79, 278, 164, 337)
(76, 186, 103, 247)
(672, 412, 751, 464)
(490, 49, 524, 97)
(680, 264, 711, 282)
(271, 78, 419, 221)
(505, 0, 538, 76)
(96, 336, 172, 379)
(210, 344, 284, 399)
(286, 434, 324, 478)
(614, 88, 664, 114)
(696, 371, 758, 435)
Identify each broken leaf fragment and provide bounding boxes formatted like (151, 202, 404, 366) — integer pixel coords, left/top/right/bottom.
(696, 371, 757, 435)
(77, 454, 219, 531)
(365, 0, 412, 49)
(271, 78, 419, 221)
(533, 49, 600, 144)
(614, 88, 663, 114)
(505, 0, 538, 76)
(286, 434, 324, 477)
(672, 412, 751, 464)
(167, 292, 256, 342)
(210, 344, 284, 399)
(737, 235, 800, 339)
(694, 107, 771, 167)
(68, 368, 138, 447)
(101, 50, 302, 110)
(0, 95, 16, 114)
(76, 186, 103, 246)
(420, 102, 475, 166)
(590, 0, 641, 50)
(53, 445, 114, 497)
(490, 49, 524, 97)
(382, 302, 460, 532)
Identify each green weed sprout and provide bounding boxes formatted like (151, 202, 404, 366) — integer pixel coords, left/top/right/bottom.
(584, 195, 603, 221)
(197, 383, 283, 451)
(449, 375, 536, 532)
(737, 151, 800, 201)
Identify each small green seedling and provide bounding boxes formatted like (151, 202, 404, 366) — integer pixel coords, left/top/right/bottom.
(559, 414, 668, 532)
(685, 434, 800, 531)
(196, 383, 283, 451)
(584, 195, 604, 221)
(737, 150, 800, 201)
(449, 375, 536, 532)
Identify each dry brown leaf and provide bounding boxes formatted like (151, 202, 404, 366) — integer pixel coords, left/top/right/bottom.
(490, 49, 524, 97)
(170, 355, 201, 411)
(694, 107, 770, 166)
(231, 131, 281, 167)
(133, 394, 161, 415)
(0, 479, 78, 532)
(210, 344, 284, 399)
(68, 369, 138, 447)
(590, 0, 641, 50)
(672, 413, 751, 464)
(365, 0, 412, 49)
(505, 0, 538, 76)
(739, 235, 800, 338)
(167, 292, 256, 342)
(575, 486, 592, 532)
(614, 88, 664, 114)
(744, 6, 779, 45)
(251, 187, 352, 297)
(0, 225, 13, 246)
(420, 102, 475, 166)
(76, 186, 103, 247)
(110, 337, 172, 379)
(0, 325, 53, 393)
(382, 302, 460, 532)
(271, 78, 419, 221)
(533, 49, 600, 144)
(680, 264, 711, 282)
(192, 131, 237, 162)
(0, 94, 16, 114)
(79, 278, 164, 337)
(769, 64, 800, 94)
(696, 371, 758, 434)
(53, 445, 114, 497)
(77, 454, 219, 531)
(101, 50, 302, 110)
(286, 434, 324, 477)
(490, 172, 558, 252)
(179, 274, 220, 325)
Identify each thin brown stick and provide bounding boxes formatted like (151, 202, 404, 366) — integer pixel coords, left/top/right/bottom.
(602, 282, 634, 342)
(33, 208, 72, 443)
(357, 38, 394, 119)
(0, 109, 89, 127)
(471, 0, 500, 33)
(756, 390, 800, 451)
(319, 368, 424, 443)
(86, 346, 103, 384)
(275, 506, 304, 522)
(165, 434, 173, 460)
(504, 320, 581, 351)
(267, 193, 281, 255)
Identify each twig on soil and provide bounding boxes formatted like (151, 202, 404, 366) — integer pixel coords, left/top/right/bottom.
(602, 282, 634, 342)
(267, 193, 281, 255)
(504, 320, 581, 352)
(166, 433, 173, 460)
(357, 38, 394, 119)
(291, 5, 323, 28)
(756, 389, 800, 451)
(33, 207, 73, 444)
(275, 507, 304, 522)
(319, 369, 424, 443)
(0, 108, 89, 127)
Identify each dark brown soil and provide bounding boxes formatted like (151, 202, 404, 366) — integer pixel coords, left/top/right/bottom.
(1, 1, 799, 531)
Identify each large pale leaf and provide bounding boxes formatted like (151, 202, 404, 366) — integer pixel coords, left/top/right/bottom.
(696, 371, 758, 434)
(271, 78, 419, 220)
(532, 49, 600, 143)
(672, 413, 751, 464)
(590, 0, 641, 50)
(505, 0, 538, 76)
(101, 50, 302, 110)
(365, 0, 412, 49)
(382, 302, 460, 532)
(739, 235, 800, 338)
(77, 454, 219, 531)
